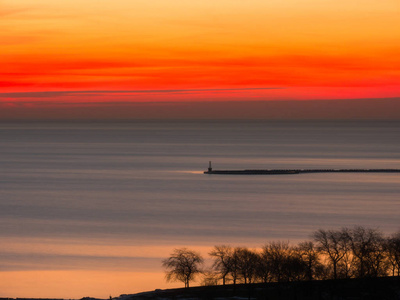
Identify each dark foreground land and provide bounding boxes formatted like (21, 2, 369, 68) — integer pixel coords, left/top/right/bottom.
(2, 277, 400, 300)
(126, 277, 400, 300)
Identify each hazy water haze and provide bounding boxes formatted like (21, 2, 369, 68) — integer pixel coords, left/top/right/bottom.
(1, 120, 399, 298)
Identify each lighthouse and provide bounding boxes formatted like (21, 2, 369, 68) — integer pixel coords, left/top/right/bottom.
(208, 161, 212, 172)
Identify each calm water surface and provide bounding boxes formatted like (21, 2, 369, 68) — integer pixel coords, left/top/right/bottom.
(0, 120, 399, 298)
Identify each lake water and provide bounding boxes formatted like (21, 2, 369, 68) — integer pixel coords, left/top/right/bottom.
(1, 120, 399, 298)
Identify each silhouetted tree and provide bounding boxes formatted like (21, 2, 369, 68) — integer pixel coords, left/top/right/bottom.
(162, 227, 400, 289)
(236, 247, 259, 284)
(209, 245, 233, 285)
(385, 232, 400, 276)
(297, 241, 322, 281)
(262, 241, 291, 282)
(344, 226, 387, 278)
(228, 247, 241, 286)
(201, 270, 220, 286)
(367, 240, 388, 277)
(162, 248, 203, 288)
(283, 251, 308, 281)
(314, 229, 346, 279)
(336, 228, 353, 279)
(256, 250, 271, 283)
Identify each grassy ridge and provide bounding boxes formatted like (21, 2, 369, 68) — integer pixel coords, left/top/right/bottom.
(126, 277, 400, 300)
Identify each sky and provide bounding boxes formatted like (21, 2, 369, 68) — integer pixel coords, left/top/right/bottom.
(1, 0, 400, 119)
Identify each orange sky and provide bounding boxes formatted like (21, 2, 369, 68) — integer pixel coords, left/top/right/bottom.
(1, 0, 400, 118)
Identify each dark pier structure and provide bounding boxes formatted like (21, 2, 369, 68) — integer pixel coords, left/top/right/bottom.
(204, 161, 400, 175)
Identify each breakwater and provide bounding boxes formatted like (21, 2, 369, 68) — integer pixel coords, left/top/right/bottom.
(204, 168, 400, 175)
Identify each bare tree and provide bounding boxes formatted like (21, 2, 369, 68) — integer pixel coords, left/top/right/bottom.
(162, 226, 399, 289)
(209, 245, 233, 285)
(201, 270, 220, 286)
(282, 251, 307, 282)
(385, 232, 400, 276)
(262, 241, 291, 282)
(261, 241, 309, 282)
(256, 251, 271, 283)
(344, 226, 387, 278)
(235, 247, 259, 284)
(367, 240, 388, 277)
(228, 247, 241, 286)
(313, 229, 346, 279)
(336, 228, 353, 279)
(162, 248, 204, 288)
(297, 241, 322, 281)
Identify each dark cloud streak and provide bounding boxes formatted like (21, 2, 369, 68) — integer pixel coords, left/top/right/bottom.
(0, 87, 283, 99)
(1, 98, 400, 120)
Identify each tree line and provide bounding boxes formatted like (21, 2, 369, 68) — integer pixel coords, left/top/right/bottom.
(162, 226, 400, 288)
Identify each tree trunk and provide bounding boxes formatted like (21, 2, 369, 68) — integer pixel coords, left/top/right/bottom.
(333, 261, 337, 280)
